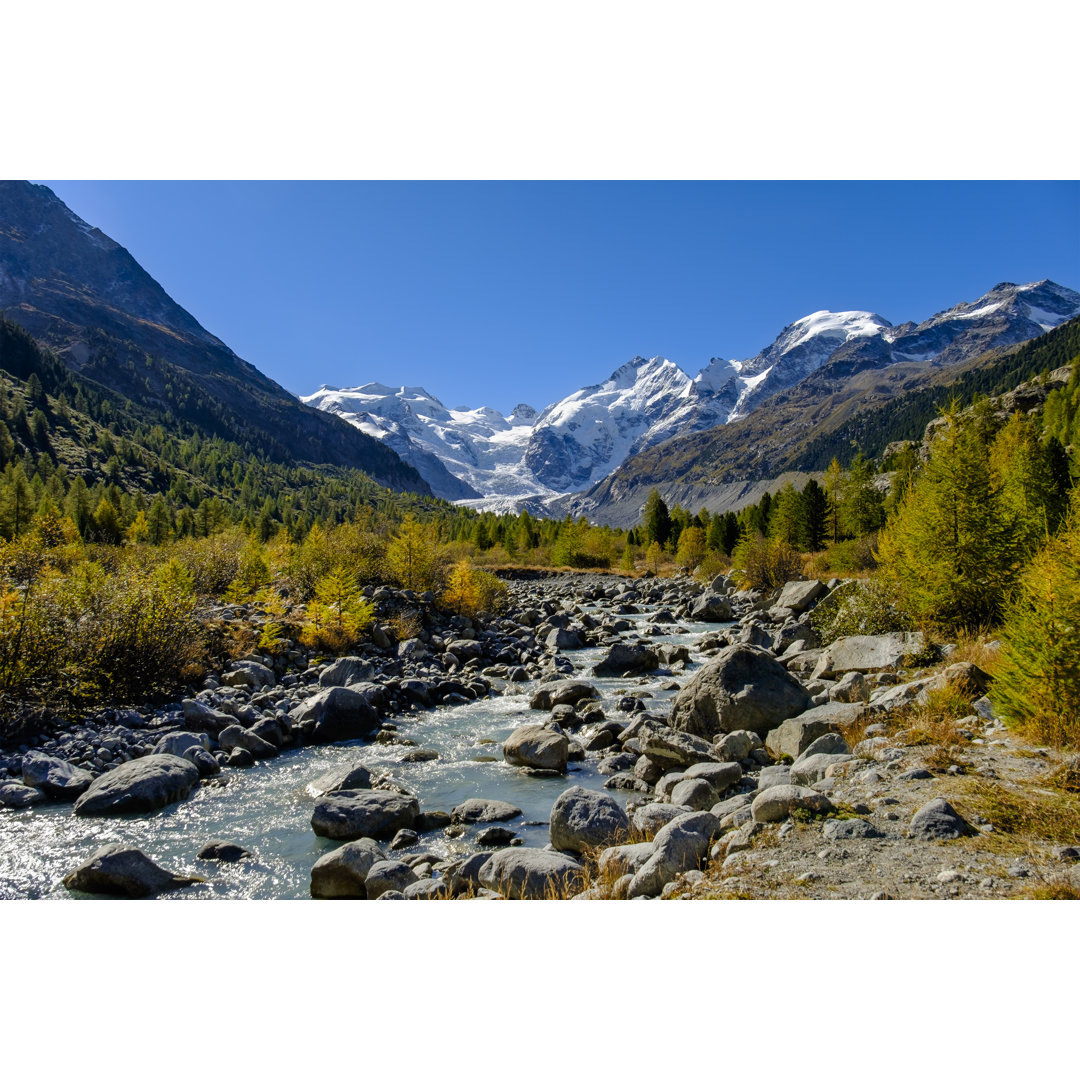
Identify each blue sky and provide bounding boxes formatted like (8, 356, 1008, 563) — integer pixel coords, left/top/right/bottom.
(42, 181, 1080, 415)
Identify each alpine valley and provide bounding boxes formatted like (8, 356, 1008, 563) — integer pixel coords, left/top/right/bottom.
(304, 279, 1080, 521)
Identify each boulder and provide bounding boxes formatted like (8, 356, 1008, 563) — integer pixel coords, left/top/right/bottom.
(774, 579, 829, 614)
(218, 724, 278, 760)
(364, 859, 420, 899)
(909, 798, 974, 840)
(669, 777, 719, 811)
(290, 686, 380, 745)
(549, 786, 629, 854)
(319, 656, 375, 688)
(450, 798, 522, 825)
(503, 724, 569, 772)
(765, 707, 855, 760)
(751, 784, 835, 823)
(476, 826, 517, 846)
(637, 726, 716, 768)
(592, 643, 660, 677)
(814, 632, 925, 677)
(310, 837, 387, 898)
(222, 660, 276, 690)
(627, 812, 720, 898)
(829, 671, 870, 704)
(73, 755, 200, 817)
(309, 763, 373, 796)
(790, 753, 856, 786)
(180, 697, 235, 736)
(713, 730, 758, 763)
(311, 790, 420, 841)
(669, 644, 812, 739)
(822, 818, 883, 841)
(478, 849, 584, 899)
(21, 751, 93, 799)
(756, 764, 792, 791)
(529, 680, 600, 711)
(546, 627, 585, 651)
(63, 844, 203, 898)
(404, 879, 452, 899)
(689, 592, 733, 622)
(598, 842, 655, 880)
(796, 733, 851, 761)
(0, 781, 46, 808)
(154, 732, 211, 758)
(632, 802, 688, 837)
(197, 841, 252, 862)
(682, 760, 742, 796)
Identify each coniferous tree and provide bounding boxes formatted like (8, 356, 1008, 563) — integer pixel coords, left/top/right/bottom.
(642, 489, 671, 548)
(798, 478, 828, 551)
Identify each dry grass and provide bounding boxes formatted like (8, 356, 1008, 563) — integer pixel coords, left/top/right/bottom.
(1024, 878, 1080, 900)
(945, 632, 1002, 673)
(963, 779, 1080, 846)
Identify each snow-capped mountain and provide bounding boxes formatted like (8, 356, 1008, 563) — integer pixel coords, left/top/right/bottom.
(303, 280, 1080, 511)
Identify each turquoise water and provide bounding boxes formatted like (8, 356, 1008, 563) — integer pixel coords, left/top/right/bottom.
(0, 615, 719, 899)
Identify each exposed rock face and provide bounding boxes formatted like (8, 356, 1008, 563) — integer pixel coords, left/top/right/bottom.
(310, 790, 420, 841)
(63, 844, 204, 898)
(73, 756, 200, 817)
(478, 848, 584, 899)
(669, 644, 813, 738)
(549, 786, 630, 855)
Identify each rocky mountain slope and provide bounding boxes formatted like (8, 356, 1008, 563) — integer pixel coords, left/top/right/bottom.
(0, 181, 429, 494)
(310, 280, 1080, 511)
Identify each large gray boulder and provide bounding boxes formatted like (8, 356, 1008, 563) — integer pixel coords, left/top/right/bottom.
(0, 781, 46, 808)
(909, 798, 974, 840)
(221, 660, 276, 690)
(319, 656, 375, 688)
(478, 848, 584, 899)
(627, 812, 721, 898)
(309, 762, 373, 796)
(450, 798, 522, 824)
(21, 751, 93, 799)
(310, 837, 386, 898)
(549, 786, 629, 854)
(592, 643, 660, 677)
(750, 784, 835, 823)
(632, 802, 688, 837)
(310, 790, 420, 840)
(529, 681, 600, 711)
(814, 632, 925, 677)
(689, 592, 733, 622)
(154, 732, 210, 758)
(597, 842, 655, 880)
(765, 706, 857, 759)
(682, 760, 742, 796)
(637, 726, 716, 768)
(669, 777, 718, 811)
(669, 644, 813, 739)
(774, 579, 829, 614)
(790, 753, 855, 786)
(180, 697, 235, 736)
(73, 755, 200, 817)
(218, 724, 278, 759)
(364, 859, 420, 899)
(63, 844, 203, 898)
(290, 686, 380, 745)
(503, 724, 569, 772)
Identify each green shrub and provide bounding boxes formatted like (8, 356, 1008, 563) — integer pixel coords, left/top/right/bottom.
(731, 533, 801, 590)
(810, 579, 914, 646)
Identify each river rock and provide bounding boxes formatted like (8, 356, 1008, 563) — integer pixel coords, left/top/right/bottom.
(909, 798, 974, 840)
(310, 763, 373, 796)
(529, 680, 600, 711)
(549, 786, 630, 854)
(823, 818, 884, 841)
(632, 802, 688, 837)
(197, 841, 252, 862)
(21, 751, 93, 799)
(310, 837, 387, 898)
(404, 878, 452, 899)
(63, 844, 204, 898)
(796, 733, 851, 760)
(291, 686, 380, 744)
(627, 811, 721, 898)
(669, 644, 813, 739)
(598, 841, 655, 880)
(689, 592, 733, 622)
(73, 755, 200, 817)
(750, 784, 835, 823)
(669, 777, 718, 811)
(791, 753, 856, 786)
(450, 798, 522, 824)
(364, 859, 420, 899)
(682, 760, 742, 796)
(765, 708, 854, 760)
(319, 656, 375, 688)
(218, 724, 278, 759)
(476, 826, 517, 846)
(478, 848, 584, 899)
(222, 660, 276, 690)
(774, 579, 829, 614)
(756, 764, 792, 791)
(311, 790, 420, 840)
(154, 732, 210, 758)
(592, 643, 660, 677)
(637, 726, 716, 768)
(180, 697, 235, 736)
(813, 632, 926, 677)
(713, 730, 758, 763)
(0, 781, 46, 808)
(503, 724, 569, 771)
